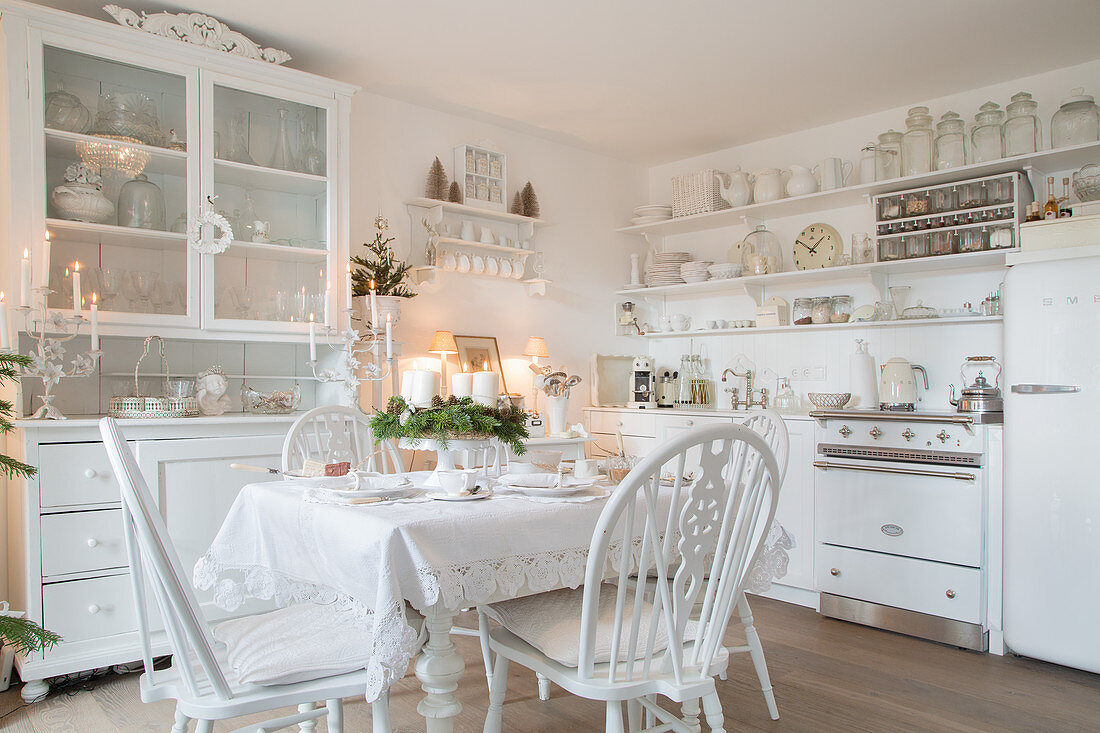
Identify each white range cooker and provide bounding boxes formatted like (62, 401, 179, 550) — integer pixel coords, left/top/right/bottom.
(810, 409, 1004, 653)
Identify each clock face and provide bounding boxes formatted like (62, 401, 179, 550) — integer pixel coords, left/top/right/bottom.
(793, 223, 842, 270)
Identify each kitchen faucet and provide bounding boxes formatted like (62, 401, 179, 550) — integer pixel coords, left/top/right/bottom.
(721, 367, 769, 411)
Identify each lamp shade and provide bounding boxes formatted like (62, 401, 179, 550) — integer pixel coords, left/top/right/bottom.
(427, 330, 458, 354)
(523, 336, 549, 359)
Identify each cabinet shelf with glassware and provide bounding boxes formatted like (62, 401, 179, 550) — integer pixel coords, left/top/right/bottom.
(3, 7, 355, 343)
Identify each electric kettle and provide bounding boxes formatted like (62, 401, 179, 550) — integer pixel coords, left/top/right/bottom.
(879, 357, 928, 411)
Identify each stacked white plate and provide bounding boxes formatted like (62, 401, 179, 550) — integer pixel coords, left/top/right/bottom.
(680, 260, 713, 283)
(630, 203, 673, 226)
(647, 251, 691, 285)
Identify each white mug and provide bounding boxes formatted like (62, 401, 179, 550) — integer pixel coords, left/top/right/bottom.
(479, 227, 496, 245)
(460, 220, 475, 241)
(437, 470, 477, 495)
(574, 459, 599, 479)
(815, 157, 854, 191)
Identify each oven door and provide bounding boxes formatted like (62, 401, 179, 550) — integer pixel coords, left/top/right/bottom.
(814, 456, 984, 567)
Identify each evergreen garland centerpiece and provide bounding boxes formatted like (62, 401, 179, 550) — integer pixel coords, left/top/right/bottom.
(371, 395, 528, 456)
(0, 353, 62, 655)
(350, 213, 417, 299)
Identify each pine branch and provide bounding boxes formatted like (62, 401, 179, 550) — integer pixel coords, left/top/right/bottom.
(0, 353, 35, 480)
(0, 616, 62, 656)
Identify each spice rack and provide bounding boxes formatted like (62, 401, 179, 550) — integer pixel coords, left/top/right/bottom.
(872, 171, 1033, 260)
(454, 143, 507, 212)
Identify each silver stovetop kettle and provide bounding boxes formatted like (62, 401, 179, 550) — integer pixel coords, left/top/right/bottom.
(949, 356, 1004, 415)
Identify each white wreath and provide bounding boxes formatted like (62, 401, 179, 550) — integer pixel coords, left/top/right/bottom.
(188, 206, 234, 254)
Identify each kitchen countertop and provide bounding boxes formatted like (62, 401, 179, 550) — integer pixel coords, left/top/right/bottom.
(584, 406, 814, 421)
(14, 412, 302, 429)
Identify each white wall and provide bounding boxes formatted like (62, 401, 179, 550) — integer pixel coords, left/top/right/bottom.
(347, 92, 647, 424)
(638, 59, 1100, 411)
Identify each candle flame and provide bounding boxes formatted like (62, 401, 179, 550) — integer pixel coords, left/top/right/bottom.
(347, 263, 352, 273)
(463, 361, 468, 372)
(386, 312, 392, 322)
(73, 261, 80, 272)
(23, 248, 28, 258)
(370, 278, 375, 290)
(0, 291, 5, 302)
(65, 267, 70, 276)
(92, 293, 97, 304)
(44, 229, 50, 241)
(309, 312, 315, 322)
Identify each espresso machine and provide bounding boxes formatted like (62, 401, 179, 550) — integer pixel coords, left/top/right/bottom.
(629, 357, 656, 409)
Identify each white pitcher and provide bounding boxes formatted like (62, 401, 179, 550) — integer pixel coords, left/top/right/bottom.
(785, 165, 818, 197)
(718, 166, 753, 207)
(814, 157, 854, 191)
(753, 168, 788, 203)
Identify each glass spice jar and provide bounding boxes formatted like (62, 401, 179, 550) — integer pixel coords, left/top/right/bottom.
(1004, 91, 1042, 156)
(904, 233, 930, 258)
(793, 297, 813, 326)
(830, 295, 852, 323)
(878, 195, 901, 220)
(986, 176, 1014, 205)
(903, 191, 930, 217)
(957, 181, 986, 208)
(988, 225, 1015, 249)
(934, 111, 967, 169)
(959, 227, 988, 252)
(1051, 87, 1100, 148)
(930, 228, 955, 256)
(929, 186, 958, 213)
(902, 106, 934, 176)
(971, 101, 1006, 163)
(879, 237, 904, 261)
(876, 130, 903, 180)
(810, 297, 832, 324)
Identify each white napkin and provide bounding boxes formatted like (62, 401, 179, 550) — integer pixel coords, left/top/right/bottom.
(498, 473, 596, 489)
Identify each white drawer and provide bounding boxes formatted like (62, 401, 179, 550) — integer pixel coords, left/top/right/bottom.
(815, 466, 983, 566)
(589, 434, 654, 458)
(589, 411, 656, 437)
(659, 414, 732, 431)
(43, 574, 137, 643)
(41, 510, 127, 577)
(39, 443, 120, 507)
(816, 544, 981, 624)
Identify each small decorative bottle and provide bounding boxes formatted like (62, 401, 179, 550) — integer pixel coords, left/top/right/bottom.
(269, 108, 295, 171)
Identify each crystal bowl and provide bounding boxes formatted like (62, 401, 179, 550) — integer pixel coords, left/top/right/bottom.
(1072, 164, 1100, 202)
(807, 392, 852, 409)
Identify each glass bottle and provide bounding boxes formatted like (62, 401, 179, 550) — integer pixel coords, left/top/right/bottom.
(1003, 91, 1042, 156)
(1051, 88, 1100, 148)
(933, 111, 966, 170)
(901, 106, 934, 176)
(297, 126, 326, 176)
(875, 129, 903, 180)
(971, 102, 1005, 163)
(676, 355, 692, 406)
(1043, 176, 1059, 219)
(225, 111, 253, 164)
(269, 108, 295, 171)
(859, 143, 876, 184)
(772, 377, 799, 414)
(239, 189, 260, 242)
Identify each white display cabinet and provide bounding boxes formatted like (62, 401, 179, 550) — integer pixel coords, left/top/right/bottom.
(2, 3, 356, 342)
(454, 143, 506, 211)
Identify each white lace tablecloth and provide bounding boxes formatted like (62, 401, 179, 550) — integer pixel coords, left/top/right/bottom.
(194, 471, 793, 702)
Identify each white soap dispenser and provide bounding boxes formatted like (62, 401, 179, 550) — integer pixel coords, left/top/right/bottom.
(850, 339, 878, 409)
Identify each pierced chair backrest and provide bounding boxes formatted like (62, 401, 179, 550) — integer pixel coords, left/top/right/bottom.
(576, 423, 779, 687)
(282, 405, 402, 474)
(740, 409, 790, 487)
(99, 417, 233, 701)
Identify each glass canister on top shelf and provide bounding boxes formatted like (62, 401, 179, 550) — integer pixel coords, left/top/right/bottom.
(742, 224, 782, 274)
(1004, 91, 1042, 156)
(933, 111, 967, 169)
(859, 143, 877, 184)
(875, 130, 903, 180)
(1051, 87, 1100, 148)
(971, 102, 1005, 163)
(902, 106, 934, 176)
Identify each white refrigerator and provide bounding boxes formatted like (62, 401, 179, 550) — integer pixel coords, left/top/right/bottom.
(1003, 250, 1100, 673)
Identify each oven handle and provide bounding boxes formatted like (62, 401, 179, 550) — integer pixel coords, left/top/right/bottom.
(813, 460, 976, 482)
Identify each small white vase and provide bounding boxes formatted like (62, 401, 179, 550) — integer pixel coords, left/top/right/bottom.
(544, 394, 569, 438)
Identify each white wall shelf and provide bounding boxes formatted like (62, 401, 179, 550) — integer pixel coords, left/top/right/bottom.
(408, 265, 551, 296)
(619, 140, 1100, 236)
(642, 315, 1001, 338)
(435, 236, 533, 258)
(406, 197, 548, 236)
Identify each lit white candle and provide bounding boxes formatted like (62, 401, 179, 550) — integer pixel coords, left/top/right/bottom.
(40, 234, 51, 291)
(0, 292, 9, 350)
(71, 261, 81, 314)
(472, 367, 500, 407)
(402, 365, 439, 408)
(369, 278, 378, 330)
(90, 293, 99, 351)
(308, 314, 317, 361)
(385, 312, 392, 360)
(451, 366, 473, 399)
(345, 264, 353, 313)
(20, 249, 31, 307)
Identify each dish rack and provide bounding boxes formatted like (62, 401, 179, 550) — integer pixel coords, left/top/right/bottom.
(108, 335, 198, 419)
(671, 169, 731, 218)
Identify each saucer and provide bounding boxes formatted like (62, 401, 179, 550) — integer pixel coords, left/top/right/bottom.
(428, 488, 493, 501)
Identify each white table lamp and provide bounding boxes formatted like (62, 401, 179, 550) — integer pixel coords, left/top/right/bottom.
(428, 330, 459, 396)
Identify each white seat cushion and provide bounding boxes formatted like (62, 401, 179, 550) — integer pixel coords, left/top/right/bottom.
(484, 583, 695, 668)
(213, 602, 375, 686)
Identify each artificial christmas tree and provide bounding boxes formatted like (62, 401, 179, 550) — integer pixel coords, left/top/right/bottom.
(520, 181, 540, 218)
(424, 157, 448, 200)
(509, 191, 524, 216)
(447, 180, 463, 204)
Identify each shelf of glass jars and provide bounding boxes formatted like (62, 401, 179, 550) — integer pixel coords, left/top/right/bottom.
(617, 139, 1100, 237)
(638, 315, 1002, 339)
(44, 128, 188, 177)
(218, 239, 329, 263)
(45, 218, 187, 250)
(213, 157, 327, 196)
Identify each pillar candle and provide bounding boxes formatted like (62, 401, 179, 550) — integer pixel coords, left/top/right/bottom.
(385, 312, 392, 361)
(0, 293, 9, 350)
(20, 249, 31, 307)
(402, 368, 438, 408)
(451, 372, 473, 398)
(71, 262, 81, 314)
(90, 294, 99, 351)
(472, 369, 500, 407)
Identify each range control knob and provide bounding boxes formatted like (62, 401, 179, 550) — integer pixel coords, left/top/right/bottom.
(869, 426, 883, 439)
(936, 429, 950, 443)
(838, 425, 852, 438)
(901, 428, 915, 442)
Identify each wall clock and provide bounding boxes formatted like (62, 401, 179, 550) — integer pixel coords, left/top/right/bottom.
(793, 223, 842, 270)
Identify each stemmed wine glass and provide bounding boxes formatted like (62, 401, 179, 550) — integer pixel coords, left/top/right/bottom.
(230, 286, 254, 319)
(98, 266, 126, 310)
(127, 271, 160, 313)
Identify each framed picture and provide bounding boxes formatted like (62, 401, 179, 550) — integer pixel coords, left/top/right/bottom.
(454, 335, 507, 394)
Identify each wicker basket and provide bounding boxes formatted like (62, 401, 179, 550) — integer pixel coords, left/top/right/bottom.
(671, 169, 731, 218)
(108, 335, 198, 419)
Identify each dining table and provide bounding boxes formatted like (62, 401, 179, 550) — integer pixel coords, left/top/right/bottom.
(194, 470, 794, 732)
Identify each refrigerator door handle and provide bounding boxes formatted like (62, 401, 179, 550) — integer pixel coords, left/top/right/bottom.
(1010, 384, 1081, 394)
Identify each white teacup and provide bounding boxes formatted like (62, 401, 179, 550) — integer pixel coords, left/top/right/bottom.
(574, 459, 599, 479)
(437, 470, 477, 495)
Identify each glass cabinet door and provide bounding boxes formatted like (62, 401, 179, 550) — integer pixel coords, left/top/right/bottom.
(39, 42, 198, 326)
(201, 76, 334, 332)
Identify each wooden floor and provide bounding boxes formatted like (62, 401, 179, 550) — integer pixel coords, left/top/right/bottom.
(1, 597, 1098, 732)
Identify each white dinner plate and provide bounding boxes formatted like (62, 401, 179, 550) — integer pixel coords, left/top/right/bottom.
(428, 488, 493, 501)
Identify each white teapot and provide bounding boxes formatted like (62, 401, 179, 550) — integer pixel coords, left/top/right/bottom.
(250, 220, 270, 243)
(718, 166, 753, 207)
(752, 168, 789, 203)
(785, 165, 819, 197)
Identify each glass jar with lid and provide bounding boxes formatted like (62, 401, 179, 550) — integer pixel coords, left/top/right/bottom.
(878, 237, 904, 261)
(742, 224, 782, 274)
(877, 195, 901, 220)
(793, 297, 813, 325)
(988, 224, 1014, 249)
(930, 228, 955, 256)
(986, 176, 1014, 205)
(830, 295, 852, 323)
(904, 233, 930, 258)
(1051, 87, 1100, 148)
(903, 191, 930, 217)
(810, 297, 832, 324)
(875, 130, 903, 180)
(971, 102, 1005, 163)
(929, 186, 957, 213)
(957, 180, 986, 208)
(933, 111, 966, 169)
(1004, 91, 1042, 156)
(959, 227, 988, 252)
(902, 106, 934, 176)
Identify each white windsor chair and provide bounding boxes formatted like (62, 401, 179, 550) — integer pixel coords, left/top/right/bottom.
(282, 405, 402, 475)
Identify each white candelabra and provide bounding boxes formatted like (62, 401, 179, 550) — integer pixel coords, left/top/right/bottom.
(15, 287, 102, 419)
(307, 307, 392, 404)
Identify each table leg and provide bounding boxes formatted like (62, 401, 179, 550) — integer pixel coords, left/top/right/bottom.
(415, 607, 465, 732)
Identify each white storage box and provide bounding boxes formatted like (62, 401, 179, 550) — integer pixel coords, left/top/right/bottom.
(754, 296, 790, 327)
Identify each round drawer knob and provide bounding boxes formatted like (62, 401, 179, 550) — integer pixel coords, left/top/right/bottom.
(616, 420, 623, 427)
(86, 538, 99, 548)
(87, 604, 101, 615)
(84, 469, 97, 479)
(945, 589, 956, 599)
(686, 419, 694, 427)
(830, 568, 841, 576)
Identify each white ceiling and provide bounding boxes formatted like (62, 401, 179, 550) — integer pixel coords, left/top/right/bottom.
(28, 0, 1100, 165)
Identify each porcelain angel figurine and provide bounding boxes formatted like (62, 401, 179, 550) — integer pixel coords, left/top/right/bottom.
(196, 365, 232, 416)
